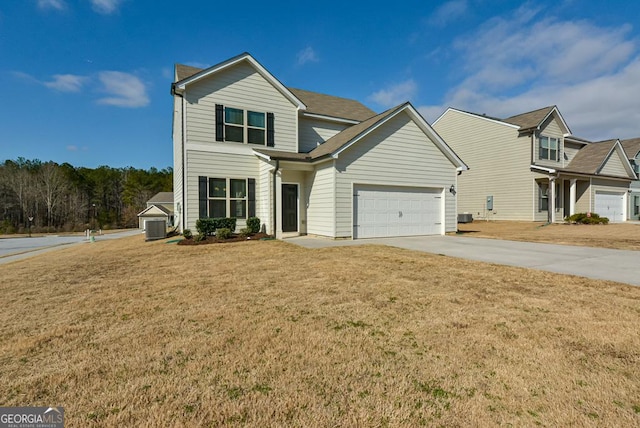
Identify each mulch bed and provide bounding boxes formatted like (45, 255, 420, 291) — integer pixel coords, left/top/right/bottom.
(177, 232, 272, 245)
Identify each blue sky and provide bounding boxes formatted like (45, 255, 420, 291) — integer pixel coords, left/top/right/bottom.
(2, 0, 640, 169)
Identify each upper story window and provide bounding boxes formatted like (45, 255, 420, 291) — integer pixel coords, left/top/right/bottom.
(539, 136, 559, 161)
(216, 104, 274, 146)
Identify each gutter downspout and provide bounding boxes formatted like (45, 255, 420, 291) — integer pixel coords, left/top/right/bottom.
(272, 160, 279, 236)
(171, 83, 186, 232)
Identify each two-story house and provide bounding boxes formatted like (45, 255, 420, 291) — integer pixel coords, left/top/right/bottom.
(433, 106, 637, 222)
(172, 53, 467, 239)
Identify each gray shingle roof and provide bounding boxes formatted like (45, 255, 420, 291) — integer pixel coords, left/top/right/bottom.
(253, 104, 409, 161)
(621, 138, 640, 158)
(563, 140, 619, 175)
(175, 64, 204, 81)
(173, 63, 375, 123)
(147, 192, 174, 204)
(503, 106, 556, 130)
(288, 88, 375, 122)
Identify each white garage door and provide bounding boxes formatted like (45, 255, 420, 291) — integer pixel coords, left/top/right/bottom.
(594, 192, 625, 223)
(354, 185, 442, 238)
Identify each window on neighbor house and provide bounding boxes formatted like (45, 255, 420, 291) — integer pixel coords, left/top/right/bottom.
(539, 136, 559, 161)
(538, 181, 549, 211)
(200, 177, 255, 218)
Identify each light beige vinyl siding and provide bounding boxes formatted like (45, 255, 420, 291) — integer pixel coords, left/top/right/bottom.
(575, 181, 591, 213)
(184, 150, 259, 231)
(434, 110, 533, 221)
(563, 141, 583, 166)
(535, 117, 564, 168)
(298, 117, 350, 153)
(334, 113, 457, 237)
(258, 159, 274, 234)
(305, 161, 335, 237)
(172, 95, 184, 230)
(599, 151, 630, 177)
(184, 62, 298, 152)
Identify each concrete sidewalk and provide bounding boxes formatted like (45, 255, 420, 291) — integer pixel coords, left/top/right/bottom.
(286, 235, 640, 286)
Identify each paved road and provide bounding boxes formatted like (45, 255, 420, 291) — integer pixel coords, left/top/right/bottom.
(0, 229, 142, 265)
(287, 235, 640, 286)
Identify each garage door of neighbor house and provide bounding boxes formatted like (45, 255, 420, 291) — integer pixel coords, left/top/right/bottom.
(354, 185, 442, 239)
(594, 192, 625, 223)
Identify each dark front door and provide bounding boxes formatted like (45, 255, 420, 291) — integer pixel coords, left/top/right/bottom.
(282, 184, 298, 232)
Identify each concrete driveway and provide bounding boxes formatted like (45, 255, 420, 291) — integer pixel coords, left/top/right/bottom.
(287, 235, 640, 286)
(0, 229, 142, 265)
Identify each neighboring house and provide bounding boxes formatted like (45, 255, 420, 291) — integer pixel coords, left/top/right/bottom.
(433, 106, 637, 223)
(171, 53, 467, 239)
(621, 138, 640, 220)
(137, 191, 174, 229)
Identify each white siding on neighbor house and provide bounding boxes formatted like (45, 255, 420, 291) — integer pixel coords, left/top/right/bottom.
(534, 117, 565, 169)
(335, 112, 457, 238)
(305, 161, 335, 237)
(434, 110, 533, 221)
(184, 61, 298, 152)
(298, 117, 351, 153)
(184, 150, 259, 231)
(599, 150, 630, 177)
(173, 95, 184, 231)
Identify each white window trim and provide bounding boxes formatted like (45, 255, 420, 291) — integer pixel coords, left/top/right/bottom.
(539, 135, 560, 162)
(224, 107, 266, 145)
(207, 177, 249, 218)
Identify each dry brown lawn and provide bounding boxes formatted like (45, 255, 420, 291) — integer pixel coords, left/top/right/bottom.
(1, 236, 639, 427)
(457, 221, 640, 250)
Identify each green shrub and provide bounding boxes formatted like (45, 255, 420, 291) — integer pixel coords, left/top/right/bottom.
(195, 218, 237, 236)
(246, 217, 261, 234)
(183, 229, 193, 239)
(565, 212, 609, 224)
(195, 233, 207, 242)
(215, 228, 232, 240)
(239, 227, 250, 238)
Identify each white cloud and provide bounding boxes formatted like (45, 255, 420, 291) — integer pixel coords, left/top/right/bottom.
(66, 145, 78, 151)
(44, 74, 87, 92)
(421, 5, 640, 139)
(97, 71, 149, 108)
(37, 0, 66, 11)
(90, 0, 122, 14)
(296, 47, 319, 66)
(369, 79, 418, 108)
(429, 0, 468, 27)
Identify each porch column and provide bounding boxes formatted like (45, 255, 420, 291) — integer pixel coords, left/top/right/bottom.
(569, 179, 577, 216)
(549, 177, 556, 223)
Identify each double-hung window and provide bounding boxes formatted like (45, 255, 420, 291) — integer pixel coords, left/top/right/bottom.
(539, 136, 559, 161)
(216, 104, 272, 146)
(199, 177, 255, 219)
(538, 181, 549, 211)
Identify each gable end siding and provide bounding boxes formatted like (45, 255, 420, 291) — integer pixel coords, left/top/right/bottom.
(434, 110, 533, 220)
(334, 113, 457, 237)
(184, 62, 298, 152)
(298, 117, 351, 153)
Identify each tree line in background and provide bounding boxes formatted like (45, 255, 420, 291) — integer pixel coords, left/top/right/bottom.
(0, 158, 172, 234)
